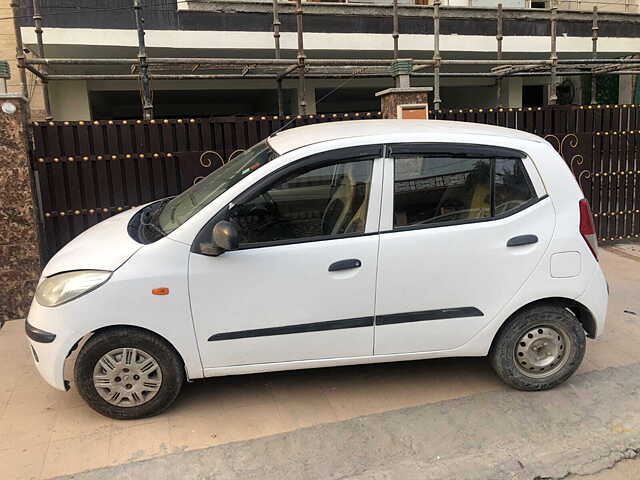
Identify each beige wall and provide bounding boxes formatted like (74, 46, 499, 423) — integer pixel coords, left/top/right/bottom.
(556, 0, 639, 13)
(444, 0, 639, 12)
(0, 0, 45, 119)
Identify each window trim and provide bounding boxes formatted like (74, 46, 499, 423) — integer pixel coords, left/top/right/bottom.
(381, 143, 545, 233)
(387, 143, 526, 159)
(191, 145, 383, 254)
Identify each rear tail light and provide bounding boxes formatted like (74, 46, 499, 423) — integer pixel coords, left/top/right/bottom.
(579, 198, 598, 260)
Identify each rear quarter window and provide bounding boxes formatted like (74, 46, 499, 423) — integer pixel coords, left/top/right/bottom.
(494, 158, 537, 215)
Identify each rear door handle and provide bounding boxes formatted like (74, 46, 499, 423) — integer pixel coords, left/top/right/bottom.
(329, 258, 362, 272)
(507, 235, 538, 247)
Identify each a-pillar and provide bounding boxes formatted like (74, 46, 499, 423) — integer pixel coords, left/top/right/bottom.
(0, 94, 42, 321)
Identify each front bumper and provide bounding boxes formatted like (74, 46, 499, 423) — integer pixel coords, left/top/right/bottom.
(26, 300, 79, 391)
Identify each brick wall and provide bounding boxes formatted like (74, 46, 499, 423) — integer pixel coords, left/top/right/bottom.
(0, 94, 41, 321)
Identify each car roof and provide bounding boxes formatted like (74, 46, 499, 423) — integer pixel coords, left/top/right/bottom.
(267, 119, 544, 154)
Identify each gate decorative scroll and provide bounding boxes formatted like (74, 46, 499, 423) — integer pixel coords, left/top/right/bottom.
(543, 133, 592, 192)
(193, 149, 245, 185)
(193, 149, 245, 184)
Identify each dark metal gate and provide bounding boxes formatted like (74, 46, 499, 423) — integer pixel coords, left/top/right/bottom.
(30, 106, 640, 260)
(30, 112, 382, 259)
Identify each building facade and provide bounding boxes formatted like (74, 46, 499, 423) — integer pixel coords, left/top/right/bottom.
(3, 0, 640, 120)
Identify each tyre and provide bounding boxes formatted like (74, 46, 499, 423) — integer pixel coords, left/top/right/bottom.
(74, 327, 184, 419)
(490, 304, 586, 391)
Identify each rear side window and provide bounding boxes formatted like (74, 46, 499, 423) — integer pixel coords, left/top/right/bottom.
(394, 155, 491, 227)
(393, 153, 536, 229)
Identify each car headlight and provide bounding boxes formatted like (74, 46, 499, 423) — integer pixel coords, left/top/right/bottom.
(36, 270, 112, 307)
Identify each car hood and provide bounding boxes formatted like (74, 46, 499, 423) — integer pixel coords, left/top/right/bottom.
(42, 206, 145, 277)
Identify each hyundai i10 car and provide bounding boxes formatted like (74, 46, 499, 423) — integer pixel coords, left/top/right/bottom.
(26, 120, 608, 419)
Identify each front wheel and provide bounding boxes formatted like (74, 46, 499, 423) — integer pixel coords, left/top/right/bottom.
(75, 328, 184, 419)
(490, 304, 586, 391)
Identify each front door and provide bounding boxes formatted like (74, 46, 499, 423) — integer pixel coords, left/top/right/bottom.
(189, 150, 383, 369)
(374, 144, 555, 355)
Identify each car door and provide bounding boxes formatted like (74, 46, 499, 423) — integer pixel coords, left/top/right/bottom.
(374, 143, 555, 355)
(189, 146, 384, 370)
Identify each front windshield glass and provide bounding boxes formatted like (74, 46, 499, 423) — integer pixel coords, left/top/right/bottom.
(157, 140, 278, 234)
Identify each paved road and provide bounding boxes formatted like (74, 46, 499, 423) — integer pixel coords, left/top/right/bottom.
(2, 247, 640, 479)
(59, 362, 640, 480)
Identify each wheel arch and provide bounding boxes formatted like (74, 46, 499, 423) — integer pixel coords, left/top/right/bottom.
(65, 324, 189, 380)
(490, 297, 597, 354)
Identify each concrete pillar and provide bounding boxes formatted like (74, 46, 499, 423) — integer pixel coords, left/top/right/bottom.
(303, 83, 316, 115)
(50, 80, 91, 121)
(619, 75, 635, 105)
(500, 77, 523, 109)
(0, 94, 42, 321)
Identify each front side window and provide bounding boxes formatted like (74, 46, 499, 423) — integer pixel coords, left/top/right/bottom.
(392, 150, 537, 229)
(229, 158, 374, 246)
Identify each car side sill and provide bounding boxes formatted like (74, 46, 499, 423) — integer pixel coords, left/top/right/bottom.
(201, 348, 482, 378)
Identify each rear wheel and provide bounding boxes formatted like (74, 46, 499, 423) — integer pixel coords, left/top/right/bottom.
(75, 328, 184, 419)
(490, 304, 586, 391)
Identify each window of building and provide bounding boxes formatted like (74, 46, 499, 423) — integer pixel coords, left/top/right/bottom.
(230, 159, 374, 245)
(392, 153, 536, 229)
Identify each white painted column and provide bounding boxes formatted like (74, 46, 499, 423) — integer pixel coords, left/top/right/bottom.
(619, 75, 635, 105)
(299, 82, 316, 115)
(500, 77, 523, 108)
(49, 80, 91, 121)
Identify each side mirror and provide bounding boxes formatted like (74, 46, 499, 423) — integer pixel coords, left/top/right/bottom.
(212, 220, 239, 252)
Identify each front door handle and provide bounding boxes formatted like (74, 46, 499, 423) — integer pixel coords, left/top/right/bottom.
(329, 258, 362, 272)
(507, 234, 538, 247)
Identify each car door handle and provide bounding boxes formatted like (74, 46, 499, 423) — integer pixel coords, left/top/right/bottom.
(329, 259, 362, 272)
(507, 235, 538, 247)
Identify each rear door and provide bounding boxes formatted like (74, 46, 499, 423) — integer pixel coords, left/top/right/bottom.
(374, 143, 555, 355)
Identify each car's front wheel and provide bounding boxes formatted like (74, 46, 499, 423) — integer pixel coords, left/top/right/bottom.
(490, 304, 586, 391)
(74, 327, 184, 419)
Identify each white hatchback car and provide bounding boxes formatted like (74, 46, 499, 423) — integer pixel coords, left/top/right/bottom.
(26, 120, 608, 419)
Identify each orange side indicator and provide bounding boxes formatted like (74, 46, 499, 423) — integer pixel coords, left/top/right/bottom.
(152, 287, 170, 296)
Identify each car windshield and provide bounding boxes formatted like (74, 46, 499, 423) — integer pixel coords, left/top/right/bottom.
(156, 140, 278, 234)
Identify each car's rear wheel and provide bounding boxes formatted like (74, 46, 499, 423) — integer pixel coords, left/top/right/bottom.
(490, 304, 586, 391)
(75, 327, 184, 419)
